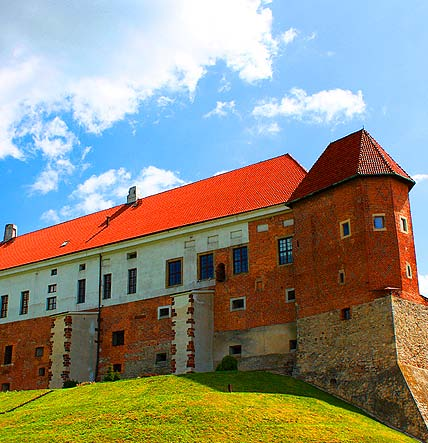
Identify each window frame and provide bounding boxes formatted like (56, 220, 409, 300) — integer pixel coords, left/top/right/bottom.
(233, 246, 248, 274)
(50, 268, 57, 276)
(230, 296, 246, 312)
(400, 216, 409, 233)
(112, 330, 125, 346)
(0, 295, 8, 318)
(229, 345, 242, 356)
(77, 279, 86, 304)
(166, 258, 183, 287)
(373, 214, 386, 231)
(20, 291, 29, 315)
(3, 345, 13, 365)
(278, 237, 293, 265)
(285, 288, 295, 303)
(155, 352, 167, 364)
(198, 252, 214, 280)
(340, 219, 351, 239)
(158, 306, 171, 320)
(103, 273, 112, 299)
(128, 268, 137, 294)
(48, 283, 57, 293)
(35, 347, 44, 357)
(406, 262, 412, 279)
(46, 296, 57, 311)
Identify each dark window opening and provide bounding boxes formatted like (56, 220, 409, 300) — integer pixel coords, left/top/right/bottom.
(77, 279, 86, 304)
(155, 353, 167, 364)
(338, 270, 345, 285)
(79, 263, 86, 271)
(233, 246, 248, 274)
(127, 252, 137, 260)
(103, 273, 112, 299)
(128, 268, 137, 294)
(113, 363, 122, 373)
(51, 268, 57, 276)
(1, 383, 10, 392)
(341, 307, 351, 320)
(48, 284, 57, 293)
(20, 291, 29, 315)
(341, 221, 351, 238)
(112, 330, 125, 346)
(278, 237, 293, 265)
(216, 263, 226, 282)
(167, 259, 182, 287)
(199, 253, 214, 280)
(230, 297, 246, 311)
(0, 295, 8, 318)
(4, 345, 13, 365)
(229, 345, 242, 355)
(286, 288, 295, 302)
(289, 339, 297, 351)
(38, 367, 46, 376)
(35, 347, 44, 357)
(158, 306, 171, 319)
(47, 296, 57, 311)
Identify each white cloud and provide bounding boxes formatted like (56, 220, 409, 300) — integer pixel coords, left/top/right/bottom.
(252, 88, 366, 124)
(413, 174, 428, 183)
(282, 28, 298, 45)
(419, 274, 428, 297)
(204, 101, 237, 118)
(41, 165, 186, 223)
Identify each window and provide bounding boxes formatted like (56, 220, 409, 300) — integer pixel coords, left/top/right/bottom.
(35, 347, 44, 357)
(158, 306, 171, 319)
(127, 251, 137, 260)
(373, 214, 386, 230)
(233, 246, 248, 274)
(20, 291, 29, 315)
(1, 383, 10, 392)
(340, 220, 351, 238)
(38, 367, 46, 376)
(112, 330, 125, 346)
(48, 284, 57, 293)
(167, 258, 182, 287)
(77, 279, 86, 304)
(3, 345, 13, 365)
(338, 270, 345, 285)
(0, 295, 8, 318)
(229, 345, 242, 355)
(230, 297, 246, 311)
(79, 263, 86, 271)
(103, 273, 112, 299)
(46, 296, 57, 311)
(289, 339, 297, 351)
(286, 288, 295, 303)
(155, 353, 167, 364)
(128, 268, 137, 294)
(406, 263, 412, 279)
(278, 237, 293, 265)
(199, 253, 214, 280)
(341, 307, 351, 320)
(400, 216, 409, 233)
(113, 363, 122, 373)
(51, 268, 57, 276)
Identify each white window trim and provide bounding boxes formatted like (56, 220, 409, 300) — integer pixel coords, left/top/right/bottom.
(285, 288, 295, 303)
(372, 213, 386, 231)
(405, 262, 412, 279)
(400, 216, 409, 234)
(230, 296, 246, 311)
(157, 305, 171, 319)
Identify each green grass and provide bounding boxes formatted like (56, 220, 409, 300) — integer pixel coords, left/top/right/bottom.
(0, 371, 417, 442)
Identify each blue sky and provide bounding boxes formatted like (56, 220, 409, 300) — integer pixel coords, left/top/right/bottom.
(1, 0, 427, 293)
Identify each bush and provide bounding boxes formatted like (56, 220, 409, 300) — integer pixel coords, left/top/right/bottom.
(63, 379, 78, 389)
(216, 355, 238, 371)
(103, 365, 121, 382)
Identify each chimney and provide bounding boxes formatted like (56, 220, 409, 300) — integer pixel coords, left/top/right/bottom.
(127, 186, 138, 204)
(3, 224, 17, 242)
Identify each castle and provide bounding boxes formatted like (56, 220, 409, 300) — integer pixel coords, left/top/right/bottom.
(1, 129, 428, 440)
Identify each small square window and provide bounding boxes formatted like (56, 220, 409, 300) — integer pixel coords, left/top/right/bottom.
(289, 339, 297, 351)
(38, 367, 46, 376)
(286, 288, 295, 303)
(51, 269, 57, 276)
(127, 252, 137, 260)
(230, 297, 246, 311)
(158, 306, 171, 319)
(79, 263, 86, 271)
(0, 295, 8, 318)
(46, 296, 57, 311)
(229, 345, 242, 355)
(400, 216, 409, 233)
(112, 330, 125, 346)
(113, 363, 122, 373)
(341, 307, 351, 320)
(1, 383, 10, 392)
(340, 220, 351, 238)
(48, 284, 57, 293)
(373, 215, 385, 230)
(35, 347, 44, 357)
(155, 353, 167, 364)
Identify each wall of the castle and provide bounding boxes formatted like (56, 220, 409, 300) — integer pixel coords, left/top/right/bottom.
(0, 316, 51, 391)
(294, 296, 428, 441)
(292, 176, 423, 319)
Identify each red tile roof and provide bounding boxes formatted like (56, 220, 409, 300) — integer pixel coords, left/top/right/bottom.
(0, 154, 306, 271)
(288, 129, 414, 203)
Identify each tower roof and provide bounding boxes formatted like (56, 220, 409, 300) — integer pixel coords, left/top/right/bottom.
(0, 154, 306, 271)
(288, 129, 414, 203)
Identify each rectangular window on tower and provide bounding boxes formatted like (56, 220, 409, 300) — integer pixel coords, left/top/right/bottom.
(278, 237, 293, 265)
(233, 246, 248, 274)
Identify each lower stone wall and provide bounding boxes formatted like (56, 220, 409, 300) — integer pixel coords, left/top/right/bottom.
(294, 296, 428, 441)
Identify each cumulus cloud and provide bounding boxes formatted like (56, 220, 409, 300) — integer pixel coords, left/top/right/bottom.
(41, 165, 186, 223)
(413, 174, 428, 183)
(204, 101, 237, 118)
(252, 88, 366, 124)
(419, 274, 428, 297)
(282, 28, 298, 45)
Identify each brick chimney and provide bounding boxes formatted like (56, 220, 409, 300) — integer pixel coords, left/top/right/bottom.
(3, 224, 17, 242)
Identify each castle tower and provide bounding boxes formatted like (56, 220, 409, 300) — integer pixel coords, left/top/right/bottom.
(289, 130, 428, 440)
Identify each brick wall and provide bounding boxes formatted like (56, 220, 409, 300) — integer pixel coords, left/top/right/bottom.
(0, 316, 51, 390)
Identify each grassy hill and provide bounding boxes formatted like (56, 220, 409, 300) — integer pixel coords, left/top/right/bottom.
(0, 371, 417, 442)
